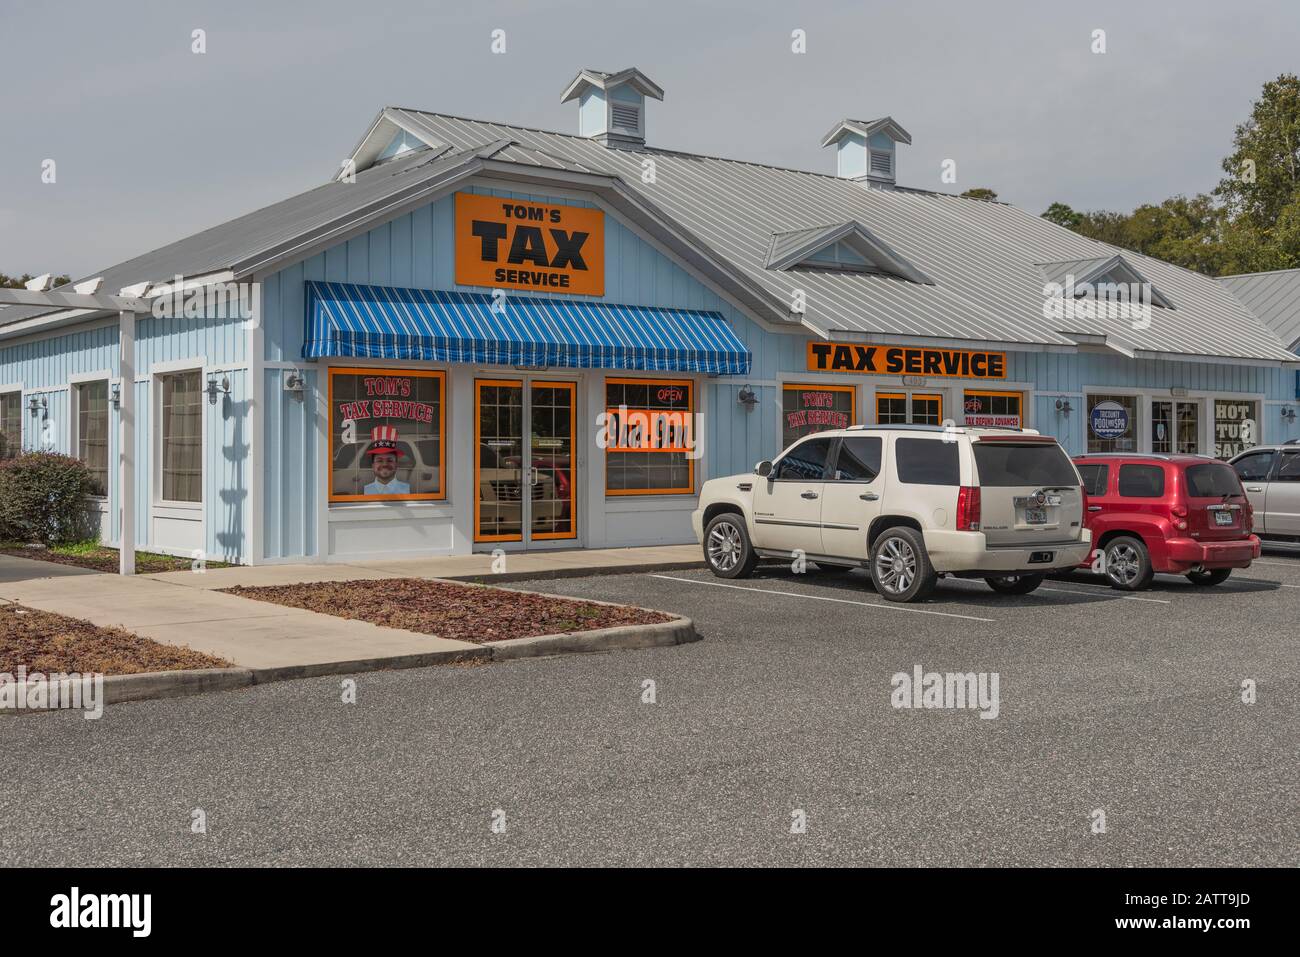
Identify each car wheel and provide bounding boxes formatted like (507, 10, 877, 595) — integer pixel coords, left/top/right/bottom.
(810, 561, 855, 574)
(1103, 536, 1154, 591)
(1186, 568, 1232, 586)
(870, 527, 938, 603)
(703, 513, 758, 579)
(984, 573, 1045, 595)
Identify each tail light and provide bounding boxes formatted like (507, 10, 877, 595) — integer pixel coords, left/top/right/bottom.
(1171, 503, 1188, 531)
(1244, 500, 1255, 532)
(956, 485, 981, 531)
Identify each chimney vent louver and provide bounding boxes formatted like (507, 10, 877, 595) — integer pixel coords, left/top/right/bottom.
(561, 68, 664, 149)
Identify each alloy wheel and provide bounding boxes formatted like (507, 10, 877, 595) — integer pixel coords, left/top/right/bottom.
(707, 521, 743, 572)
(874, 537, 917, 594)
(1106, 544, 1141, 586)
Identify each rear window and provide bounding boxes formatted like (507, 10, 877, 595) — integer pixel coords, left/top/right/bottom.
(972, 442, 1079, 487)
(1118, 464, 1166, 497)
(1077, 463, 1109, 497)
(1184, 463, 1243, 497)
(895, 438, 959, 486)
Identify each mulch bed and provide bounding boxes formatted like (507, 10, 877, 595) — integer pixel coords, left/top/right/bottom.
(222, 578, 674, 644)
(0, 604, 235, 675)
(0, 545, 228, 574)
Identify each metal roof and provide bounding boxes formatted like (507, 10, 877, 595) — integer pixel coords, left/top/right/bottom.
(1219, 268, 1300, 351)
(6, 105, 1297, 365)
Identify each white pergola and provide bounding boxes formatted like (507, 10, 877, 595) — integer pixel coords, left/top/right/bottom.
(0, 276, 151, 575)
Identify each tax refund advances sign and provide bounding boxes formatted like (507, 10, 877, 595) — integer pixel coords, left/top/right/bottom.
(456, 193, 604, 296)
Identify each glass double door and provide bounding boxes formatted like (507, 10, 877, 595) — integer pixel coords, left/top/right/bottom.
(1153, 400, 1200, 454)
(475, 379, 577, 545)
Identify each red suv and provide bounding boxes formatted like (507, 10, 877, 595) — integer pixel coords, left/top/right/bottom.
(1071, 454, 1261, 590)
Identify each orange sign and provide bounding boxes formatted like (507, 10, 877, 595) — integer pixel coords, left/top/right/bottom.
(455, 193, 605, 296)
(807, 342, 1007, 379)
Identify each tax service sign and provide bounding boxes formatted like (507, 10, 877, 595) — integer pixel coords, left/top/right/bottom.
(455, 193, 605, 296)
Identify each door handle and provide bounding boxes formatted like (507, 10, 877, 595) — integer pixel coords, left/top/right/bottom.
(1246, 486, 1264, 492)
(859, 492, 879, 501)
(529, 466, 540, 486)
(1087, 505, 1102, 512)
(800, 490, 819, 500)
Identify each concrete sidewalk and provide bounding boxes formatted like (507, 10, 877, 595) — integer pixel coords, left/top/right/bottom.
(141, 543, 703, 590)
(0, 544, 702, 674)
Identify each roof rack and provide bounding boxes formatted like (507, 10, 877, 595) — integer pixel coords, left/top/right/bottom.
(844, 423, 1025, 433)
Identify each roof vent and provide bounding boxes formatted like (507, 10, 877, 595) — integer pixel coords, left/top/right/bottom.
(561, 68, 664, 149)
(821, 117, 911, 188)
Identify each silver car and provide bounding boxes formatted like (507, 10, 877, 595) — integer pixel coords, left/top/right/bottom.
(1229, 441, 1300, 542)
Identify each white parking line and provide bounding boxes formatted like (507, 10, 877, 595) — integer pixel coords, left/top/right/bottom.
(649, 575, 997, 623)
(1036, 585, 1170, 604)
(1250, 559, 1300, 567)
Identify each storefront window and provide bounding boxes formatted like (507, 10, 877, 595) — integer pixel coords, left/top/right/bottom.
(1152, 400, 1200, 454)
(160, 370, 203, 503)
(605, 378, 694, 494)
(77, 381, 109, 496)
(1087, 393, 1139, 453)
(911, 394, 943, 425)
(0, 392, 20, 461)
(329, 368, 445, 502)
(876, 393, 908, 424)
(876, 391, 943, 425)
(781, 384, 855, 449)
(963, 390, 1022, 428)
(1213, 399, 1259, 459)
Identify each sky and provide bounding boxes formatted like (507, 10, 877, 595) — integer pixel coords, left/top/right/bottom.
(1, 0, 1297, 279)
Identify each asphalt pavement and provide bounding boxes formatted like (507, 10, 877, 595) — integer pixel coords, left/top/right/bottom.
(2, 550, 1297, 866)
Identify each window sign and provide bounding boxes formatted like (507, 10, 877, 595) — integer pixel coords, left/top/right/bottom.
(329, 368, 445, 502)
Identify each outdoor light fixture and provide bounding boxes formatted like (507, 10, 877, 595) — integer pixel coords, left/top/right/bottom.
(737, 384, 758, 411)
(1282, 405, 1296, 423)
(27, 395, 46, 416)
(283, 369, 305, 395)
(110, 382, 121, 408)
(206, 375, 231, 405)
(1055, 398, 1073, 415)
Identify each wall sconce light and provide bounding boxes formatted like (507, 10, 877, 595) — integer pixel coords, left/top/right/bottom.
(206, 375, 231, 405)
(27, 395, 47, 417)
(1055, 398, 1073, 415)
(737, 384, 758, 411)
(283, 369, 305, 395)
(1282, 405, 1296, 423)
(110, 382, 121, 408)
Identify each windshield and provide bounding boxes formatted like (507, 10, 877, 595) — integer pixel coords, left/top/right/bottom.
(973, 443, 1079, 487)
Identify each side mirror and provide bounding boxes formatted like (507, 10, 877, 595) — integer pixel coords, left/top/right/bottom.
(755, 460, 773, 478)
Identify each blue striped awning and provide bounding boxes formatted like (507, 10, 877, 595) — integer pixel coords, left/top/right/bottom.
(303, 281, 751, 375)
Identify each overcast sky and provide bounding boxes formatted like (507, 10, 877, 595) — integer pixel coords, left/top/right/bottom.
(2, 0, 1297, 279)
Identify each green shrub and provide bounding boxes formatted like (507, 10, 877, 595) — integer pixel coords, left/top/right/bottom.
(0, 452, 96, 545)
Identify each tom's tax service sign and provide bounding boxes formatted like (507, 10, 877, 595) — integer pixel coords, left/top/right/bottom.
(455, 193, 605, 296)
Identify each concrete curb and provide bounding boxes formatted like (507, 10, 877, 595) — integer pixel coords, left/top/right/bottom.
(2, 616, 698, 713)
(488, 615, 698, 660)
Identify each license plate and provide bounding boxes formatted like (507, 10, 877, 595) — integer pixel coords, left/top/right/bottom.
(1024, 507, 1047, 525)
(1213, 510, 1234, 526)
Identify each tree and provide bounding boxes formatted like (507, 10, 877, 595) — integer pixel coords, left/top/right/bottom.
(0, 273, 72, 289)
(1041, 202, 1083, 230)
(960, 187, 999, 202)
(1217, 73, 1300, 235)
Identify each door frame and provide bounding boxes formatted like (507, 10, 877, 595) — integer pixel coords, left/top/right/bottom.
(473, 376, 581, 549)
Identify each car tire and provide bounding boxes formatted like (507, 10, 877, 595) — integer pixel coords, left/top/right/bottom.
(810, 561, 855, 574)
(1186, 568, 1232, 586)
(1102, 535, 1155, 591)
(703, 512, 758, 579)
(870, 526, 938, 603)
(984, 573, 1045, 595)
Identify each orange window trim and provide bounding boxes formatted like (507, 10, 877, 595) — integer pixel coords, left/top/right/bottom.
(474, 378, 524, 543)
(328, 366, 447, 504)
(604, 376, 695, 495)
(530, 380, 578, 541)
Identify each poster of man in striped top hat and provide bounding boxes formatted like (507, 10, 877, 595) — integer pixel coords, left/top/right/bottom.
(363, 425, 412, 496)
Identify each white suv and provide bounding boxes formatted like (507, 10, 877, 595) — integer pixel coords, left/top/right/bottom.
(691, 425, 1092, 602)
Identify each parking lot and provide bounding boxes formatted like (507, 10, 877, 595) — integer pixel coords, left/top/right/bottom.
(0, 551, 1296, 867)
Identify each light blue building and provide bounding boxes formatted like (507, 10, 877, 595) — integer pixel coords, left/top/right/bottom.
(2, 67, 1297, 566)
